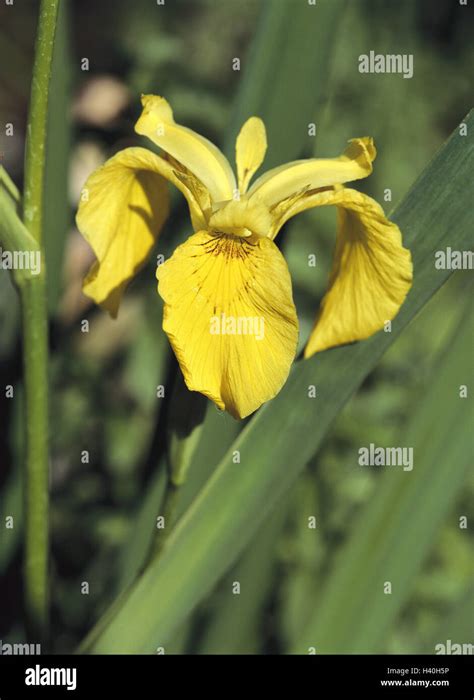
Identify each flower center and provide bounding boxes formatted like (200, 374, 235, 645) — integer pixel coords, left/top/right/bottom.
(208, 198, 272, 238)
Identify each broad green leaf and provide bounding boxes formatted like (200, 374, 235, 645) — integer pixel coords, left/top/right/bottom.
(293, 296, 474, 653)
(116, 409, 241, 592)
(115, 465, 167, 593)
(196, 501, 289, 654)
(114, 409, 241, 648)
(80, 110, 474, 653)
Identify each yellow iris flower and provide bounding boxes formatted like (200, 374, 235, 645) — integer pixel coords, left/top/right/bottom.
(76, 95, 412, 419)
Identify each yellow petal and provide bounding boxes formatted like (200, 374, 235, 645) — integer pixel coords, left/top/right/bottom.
(301, 188, 412, 356)
(135, 94, 236, 203)
(158, 153, 211, 230)
(157, 230, 299, 418)
(77, 147, 176, 316)
(235, 117, 267, 194)
(248, 137, 376, 208)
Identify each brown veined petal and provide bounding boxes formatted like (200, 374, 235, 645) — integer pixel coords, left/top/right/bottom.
(76, 147, 207, 317)
(157, 230, 299, 419)
(289, 187, 413, 356)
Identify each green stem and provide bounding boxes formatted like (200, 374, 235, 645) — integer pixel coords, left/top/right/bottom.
(23, 0, 60, 244)
(21, 0, 59, 643)
(21, 274, 50, 642)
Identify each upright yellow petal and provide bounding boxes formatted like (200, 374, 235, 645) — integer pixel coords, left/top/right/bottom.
(235, 117, 267, 194)
(300, 188, 412, 356)
(248, 137, 376, 208)
(157, 230, 299, 419)
(135, 94, 236, 203)
(77, 147, 199, 316)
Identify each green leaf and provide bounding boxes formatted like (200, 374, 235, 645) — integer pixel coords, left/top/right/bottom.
(80, 110, 474, 653)
(115, 465, 167, 593)
(196, 501, 289, 654)
(293, 295, 474, 653)
(115, 408, 241, 592)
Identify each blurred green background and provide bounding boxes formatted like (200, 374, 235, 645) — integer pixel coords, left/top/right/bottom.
(0, 0, 472, 654)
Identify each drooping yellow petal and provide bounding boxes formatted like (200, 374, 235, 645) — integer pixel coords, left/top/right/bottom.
(135, 94, 236, 203)
(235, 117, 267, 194)
(157, 230, 299, 419)
(298, 188, 412, 356)
(77, 147, 202, 316)
(248, 137, 376, 208)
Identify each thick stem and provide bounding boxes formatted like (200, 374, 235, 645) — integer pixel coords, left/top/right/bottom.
(21, 275, 50, 641)
(23, 0, 60, 244)
(21, 0, 59, 643)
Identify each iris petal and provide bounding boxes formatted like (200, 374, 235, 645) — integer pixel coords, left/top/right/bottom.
(235, 117, 267, 194)
(135, 94, 236, 203)
(77, 147, 173, 316)
(157, 230, 299, 418)
(297, 188, 413, 356)
(248, 137, 376, 210)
